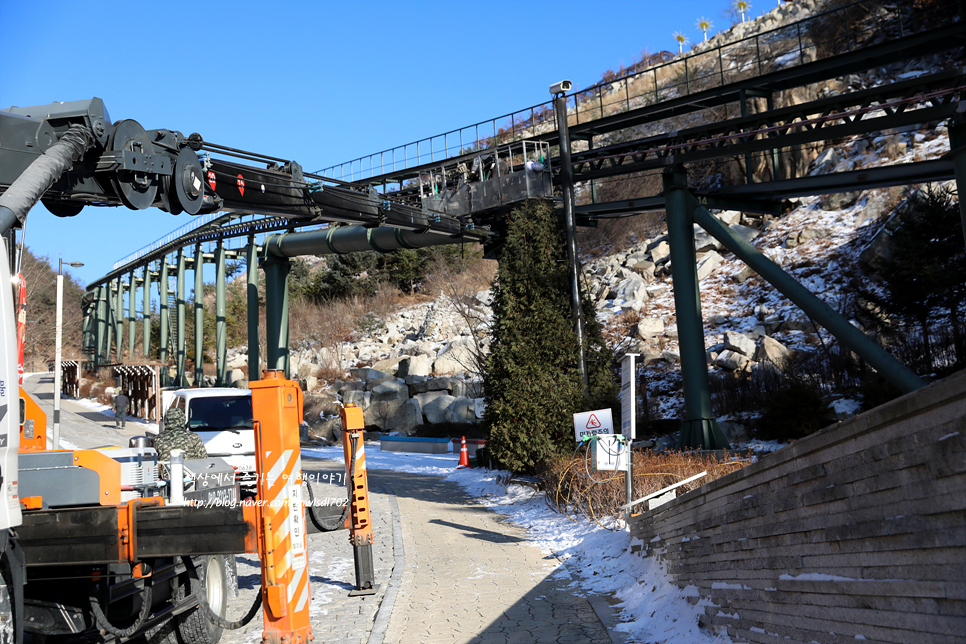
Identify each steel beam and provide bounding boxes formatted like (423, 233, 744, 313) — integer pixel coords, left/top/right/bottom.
(684, 190, 926, 394)
(663, 168, 730, 450)
(247, 240, 260, 382)
(263, 256, 290, 377)
(194, 244, 204, 387)
(215, 241, 227, 387)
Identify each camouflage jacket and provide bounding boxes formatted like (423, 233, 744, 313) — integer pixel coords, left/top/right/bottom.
(155, 428, 208, 461)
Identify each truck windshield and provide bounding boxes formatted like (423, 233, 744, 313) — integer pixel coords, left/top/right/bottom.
(187, 397, 254, 431)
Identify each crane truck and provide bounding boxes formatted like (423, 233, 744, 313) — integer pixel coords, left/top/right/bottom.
(0, 98, 389, 644)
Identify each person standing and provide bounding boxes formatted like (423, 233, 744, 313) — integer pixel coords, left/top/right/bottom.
(113, 391, 130, 429)
(154, 408, 208, 461)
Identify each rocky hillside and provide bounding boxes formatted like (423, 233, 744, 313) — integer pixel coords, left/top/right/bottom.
(265, 0, 957, 443)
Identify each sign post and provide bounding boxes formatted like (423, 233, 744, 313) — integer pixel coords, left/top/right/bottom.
(620, 354, 638, 515)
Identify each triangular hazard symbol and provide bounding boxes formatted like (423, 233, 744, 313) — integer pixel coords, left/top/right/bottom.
(586, 414, 602, 430)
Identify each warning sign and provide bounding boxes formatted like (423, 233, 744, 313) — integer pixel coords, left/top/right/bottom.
(573, 408, 614, 442)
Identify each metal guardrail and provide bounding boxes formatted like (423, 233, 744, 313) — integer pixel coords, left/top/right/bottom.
(318, 0, 946, 183)
(112, 213, 219, 270)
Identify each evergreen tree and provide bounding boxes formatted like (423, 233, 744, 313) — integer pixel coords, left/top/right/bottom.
(311, 252, 379, 301)
(484, 199, 617, 473)
(860, 185, 966, 370)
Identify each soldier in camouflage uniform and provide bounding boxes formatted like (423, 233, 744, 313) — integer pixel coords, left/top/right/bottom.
(154, 408, 208, 461)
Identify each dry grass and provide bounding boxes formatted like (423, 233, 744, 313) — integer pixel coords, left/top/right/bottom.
(541, 449, 751, 527)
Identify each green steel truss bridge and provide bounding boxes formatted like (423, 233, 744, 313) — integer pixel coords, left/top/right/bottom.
(18, 0, 961, 446)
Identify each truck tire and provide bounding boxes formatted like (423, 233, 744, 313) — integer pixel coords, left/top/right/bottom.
(177, 555, 228, 644)
(0, 573, 12, 644)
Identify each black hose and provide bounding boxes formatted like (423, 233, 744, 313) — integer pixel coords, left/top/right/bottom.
(0, 124, 95, 235)
(182, 556, 262, 630)
(306, 433, 355, 532)
(89, 579, 153, 638)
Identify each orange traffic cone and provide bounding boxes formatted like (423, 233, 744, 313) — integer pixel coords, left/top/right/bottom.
(457, 436, 473, 469)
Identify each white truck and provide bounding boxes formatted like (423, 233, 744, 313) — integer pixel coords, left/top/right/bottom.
(158, 388, 258, 489)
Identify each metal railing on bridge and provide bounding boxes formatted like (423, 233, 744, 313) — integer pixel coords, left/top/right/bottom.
(317, 0, 949, 184)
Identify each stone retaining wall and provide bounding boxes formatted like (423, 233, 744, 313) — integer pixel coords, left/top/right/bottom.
(628, 369, 966, 644)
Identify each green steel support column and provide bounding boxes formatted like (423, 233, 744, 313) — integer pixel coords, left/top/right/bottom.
(115, 279, 124, 361)
(246, 240, 260, 382)
(263, 255, 291, 377)
(663, 168, 730, 450)
(127, 273, 136, 360)
(215, 241, 227, 386)
(176, 250, 187, 387)
(159, 260, 169, 369)
(105, 283, 114, 363)
(767, 94, 780, 181)
(946, 116, 966, 248)
(194, 244, 205, 387)
(142, 265, 151, 358)
(96, 285, 109, 369)
(685, 190, 927, 394)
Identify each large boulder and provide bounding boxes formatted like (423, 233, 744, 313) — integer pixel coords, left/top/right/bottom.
(349, 368, 394, 386)
(636, 318, 665, 339)
(723, 331, 756, 357)
(433, 346, 477, 375)
(716, 350, 750, 371)
(423, 395, 457, 424)
(365, 400, 404, 430)
(755, 335, 793, 367)
(370, 380, 409, 402)
(398, 355, 433, 378)
(650, 241, 670, 264)
(696, 251, 724, 281)
(386, 398, 422, 434)
(409, 377, 459, 395)
(343, 389, 371, 410)
(445, 397, 480, 424)
(415, 390, 449, 411)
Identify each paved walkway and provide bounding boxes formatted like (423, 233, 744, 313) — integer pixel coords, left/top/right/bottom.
(20, 376, 622, 644)
(22, 373, 155, 449)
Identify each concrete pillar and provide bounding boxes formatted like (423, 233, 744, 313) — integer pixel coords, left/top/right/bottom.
(663, 167, 730, 450)
(194, 243, 205, 387)
(247, 240, 260, 382)
(215, 241, 227, 386)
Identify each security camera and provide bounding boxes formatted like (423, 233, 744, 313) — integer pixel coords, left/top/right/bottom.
(549, 80, 573, 95)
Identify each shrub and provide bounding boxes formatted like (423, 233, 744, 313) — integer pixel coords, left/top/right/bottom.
(756, 378, 834, 441)
(541, 449, 751, 523)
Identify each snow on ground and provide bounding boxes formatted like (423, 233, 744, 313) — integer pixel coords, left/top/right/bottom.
(303, 444, 733, 644)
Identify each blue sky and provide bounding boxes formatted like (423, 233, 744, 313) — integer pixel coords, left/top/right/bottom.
(2, 0, 738, 288)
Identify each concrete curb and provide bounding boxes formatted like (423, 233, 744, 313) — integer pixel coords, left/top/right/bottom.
(367, 482, 405, 644)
